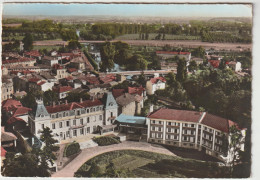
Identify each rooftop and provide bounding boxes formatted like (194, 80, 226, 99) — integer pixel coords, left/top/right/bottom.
(116, 114, 146, 125)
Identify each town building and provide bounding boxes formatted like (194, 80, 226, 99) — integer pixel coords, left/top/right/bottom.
(146, 108, 245, 160)
(227, 61, 242, 72)
(29, 93, 118, 142)
(146, 76, 166, 95)
(2, 77, 14, 101)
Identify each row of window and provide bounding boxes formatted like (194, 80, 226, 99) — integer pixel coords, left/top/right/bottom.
(203, 133, 213, 141)
(151, 120, 163, 125)
(60, 127, 91, 138)
(48, 115, 102, 129)
(51, 107, 103, 119)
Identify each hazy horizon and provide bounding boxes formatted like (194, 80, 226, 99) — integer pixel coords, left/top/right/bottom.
(3, 3, 252, 18)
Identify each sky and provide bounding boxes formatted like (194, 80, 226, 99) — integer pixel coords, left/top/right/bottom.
(3, 3, 252, 17)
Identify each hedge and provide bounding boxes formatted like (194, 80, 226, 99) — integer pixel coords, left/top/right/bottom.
(93, 136, 120, 146)
(63, 141, 81, 157)
(83, 50, 98, 70)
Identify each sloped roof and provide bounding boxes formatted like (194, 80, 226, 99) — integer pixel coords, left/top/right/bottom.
(54, 86, 73, 93)
(46, 100, 103, 114)
(1, 128, 17, 142)
(105, 92, 118, 110)
(201, 113, 230, 133)
(116, 93, 136, 107)
(112, 89, 125, 99)
(2, 99, 22, 111)
(24, 50, 41, 57)
(208, 60, 220, 68)
(128, 86, 145, 96)
(7, 116, 26, 124)
(1, 146, 6, 157)
(148, 108, 203, 123)
(150, 77, 166, 84)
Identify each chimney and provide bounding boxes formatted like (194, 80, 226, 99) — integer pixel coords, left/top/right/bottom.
(65, 100, 68, 104)
(92, 96, 95, 102)
(80, 98, 83, 103)
(53, 101, 55, 107)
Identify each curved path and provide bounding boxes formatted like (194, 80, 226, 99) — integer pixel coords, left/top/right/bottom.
(52, 141, 175, 177)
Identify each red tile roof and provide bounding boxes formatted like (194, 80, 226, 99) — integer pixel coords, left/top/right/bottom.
(208, 60, 220, 68)
(24, 50, 41, 57)
(201, 113, 229, 133)
(1, 146, 6, 157)
(112, 89, 126, 99)
(46, 100, 103, 114)
(53, 64, 63, 70)
(2, 99, 22, 111)
(28, 78, 41, 83)
(7, 116, 26, 124)
(54, 86, 73, 93)
(2, 57, 36, 64)
(68, 68, 77, 73)
(150, 77, 166, 84)
(156, 51, 191, 55)
(148, 108, 203, 123)
(12, 106, 32, 117)
(37, 81, 46, 86)
(128, 86, 145, 96)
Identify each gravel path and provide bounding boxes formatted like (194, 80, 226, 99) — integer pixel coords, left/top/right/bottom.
(52, 141, 175, 177)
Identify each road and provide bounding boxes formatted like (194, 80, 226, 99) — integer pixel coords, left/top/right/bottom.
(2, 39, 250, 51)
(100, 69, 175, 76)
(52, 141, 175, 177)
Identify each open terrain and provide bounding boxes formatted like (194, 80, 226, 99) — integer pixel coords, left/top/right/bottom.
(2, 39, 250, 51)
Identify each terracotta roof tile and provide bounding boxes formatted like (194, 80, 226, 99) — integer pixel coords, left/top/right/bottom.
(128, 86, 145, 96)
(201, 113, 229, 133)
(112, 89, 125, 99)
(148, 108, 202, 123)
(150, 77, 166, 84)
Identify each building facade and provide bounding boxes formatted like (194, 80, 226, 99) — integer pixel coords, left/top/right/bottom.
(147, 108, 242, 160)
(29, 93, 118, 142)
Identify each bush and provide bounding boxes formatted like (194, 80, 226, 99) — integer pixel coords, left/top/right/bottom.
(64, 141, 81, 157)
(93, 136, 120, 146)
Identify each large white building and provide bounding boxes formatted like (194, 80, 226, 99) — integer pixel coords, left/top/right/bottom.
(147, 108, 246, 160)
(29, 93, 118, 142)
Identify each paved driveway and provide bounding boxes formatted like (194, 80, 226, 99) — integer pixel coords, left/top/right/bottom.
(52, 141, 175, 177)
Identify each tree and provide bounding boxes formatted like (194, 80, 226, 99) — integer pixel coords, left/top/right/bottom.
(176, 58, 188, 82)
(66, 91, 90, 103)
(222, 125, 245, 177)
(100, 42, 116, 72)
(137, 71, 146, 87)
(127, 54, 148, 71)
(192, 46, 205, 58)
(39, 127, 60, 167)
(113, 41, 132, 66)
(2, 152, 47, 177)
(23, 33, 34, 51)
(68, 40, 82, 50)
(43, 90, 58, 106)
(188, 60, 198, 72)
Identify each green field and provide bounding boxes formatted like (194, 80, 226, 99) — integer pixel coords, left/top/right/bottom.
(115, 33, 201, 40)
(74, 150, 229, 178)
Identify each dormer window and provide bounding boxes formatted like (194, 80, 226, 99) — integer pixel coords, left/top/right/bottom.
(109, 103, 113, 106)
(41, 115, 44, 118)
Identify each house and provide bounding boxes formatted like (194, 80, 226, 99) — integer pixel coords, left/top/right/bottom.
(156, 51, 191, 61)
(13, 91, 27, 99)
(2, 57, 36, 68)
(42, 56, 60, 66)
(146, 76, 166, 95)
(28, 77, 54, 92)
(227, 61, 242, 72)
(147, 108, 246, 161)
(52, 64, 68, 80)
(53, 86, 73, 99)
(160, 61, 178, 70)
(70, 57, 86, 70)
(191, 57, 204, 65)
(208, 60, 220, 69)
(115, 93, 137, 116)
(1, 127, 18, 149)
(2, 76, 14, 101)
(24, 50, 42, 60)
(29, 93, 118, 142)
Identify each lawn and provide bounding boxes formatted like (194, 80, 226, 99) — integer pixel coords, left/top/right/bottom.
(115, 33, 201, 41)
(74, 150, 229, 178)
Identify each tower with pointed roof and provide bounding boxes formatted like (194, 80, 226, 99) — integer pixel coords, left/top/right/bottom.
(104, 92, 118, 125)
(30, 99, 51, 137)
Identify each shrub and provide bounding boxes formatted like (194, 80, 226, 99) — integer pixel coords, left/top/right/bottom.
(93, 136, 120, 146)
(64, 141, 81, 157)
